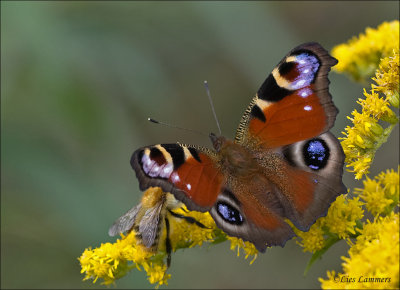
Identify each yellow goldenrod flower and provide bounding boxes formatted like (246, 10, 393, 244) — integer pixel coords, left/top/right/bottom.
(78, 232, 156, 286)
(169, 206, 218, 250)
(355, 166, 399, 216)
(372, 50, 400, 110)
(324, 195, 364, 239)
(332, 21, 399, 81)
(378, 167, 400, 199)
(334, 21, 399, 179)
(228, 237, 259, 264)
(143, 262, 171, 287)
(78, 224, 175, 287)
(317, 166, 399, 289)
(293, 219, 326, 253)
(339, 50, 399, 180)
(310, 21, 400, 288)
(319, 213, 399, 289)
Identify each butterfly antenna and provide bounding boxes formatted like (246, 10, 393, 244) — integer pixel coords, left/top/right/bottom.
(204, 80, 222, 135)
(148, 118, 208, 137)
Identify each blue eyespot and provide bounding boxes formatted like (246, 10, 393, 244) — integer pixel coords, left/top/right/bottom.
(303, 139, 330, 170)
(217, 202, 244, 225)
(290, 53, 320, 90)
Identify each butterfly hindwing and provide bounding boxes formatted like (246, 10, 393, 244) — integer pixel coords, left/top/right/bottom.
(268, 132, 346, 231)
(210, 182, 295, 252)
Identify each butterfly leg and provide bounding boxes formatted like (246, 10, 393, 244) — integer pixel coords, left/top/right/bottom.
(179, 207, 189, 213)
(164, 217, 172, 268)
(168, 209, 209, 229)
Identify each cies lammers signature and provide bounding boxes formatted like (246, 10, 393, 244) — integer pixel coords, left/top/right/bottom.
(335, 275, 392, 283)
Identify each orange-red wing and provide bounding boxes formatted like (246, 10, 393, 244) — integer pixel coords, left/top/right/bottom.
(249, 87, 326, 148)
(235, 42, 338, 149)
(278, 166, 315, 214)
(168, 150, 224, 208)
(131, 143, 224, 212)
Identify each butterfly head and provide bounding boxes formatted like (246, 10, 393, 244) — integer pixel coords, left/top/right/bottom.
(209, 133, 227, 152)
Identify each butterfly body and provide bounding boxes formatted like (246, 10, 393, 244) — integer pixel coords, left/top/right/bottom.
(211, 134, 259, 176)
(124, 42, 346, 252)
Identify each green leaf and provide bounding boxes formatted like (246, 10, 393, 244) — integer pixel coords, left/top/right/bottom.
(210, 230, 228, 245)
(304, 235, 340, 276)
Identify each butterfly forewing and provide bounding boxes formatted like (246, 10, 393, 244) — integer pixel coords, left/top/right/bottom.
(235, 42, 338, 149)
(131, 143, 225, 212)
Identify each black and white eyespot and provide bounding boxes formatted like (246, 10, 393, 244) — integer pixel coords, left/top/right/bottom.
(282, 132, 341, 175)
(211, 189, 244, 225)
(302, 138, 330, 170)
(216, 201, 244, 225)
(139, 146, 174, 179)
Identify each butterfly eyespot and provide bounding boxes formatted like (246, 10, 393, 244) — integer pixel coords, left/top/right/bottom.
(303, 138, 330, 170)
(216, 202, 244, 225)
(140, 148, 173, 179)
(284, 52, 320, 90)
(278, 61, 296, 76)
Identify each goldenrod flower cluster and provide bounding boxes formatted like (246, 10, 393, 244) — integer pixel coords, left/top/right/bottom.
(78, 189, 257, 287)
(167, 207, 217, 250)
(332, 21, 399, 81)
(355, 167, 399, 216)
(295, 167, 399, 288)
(228, 236, 259, 264)
(319, 213, 399, 289)
(79, 229, 170, 287)
(338, 32, 399, 179)
(310, 21, 400, 289)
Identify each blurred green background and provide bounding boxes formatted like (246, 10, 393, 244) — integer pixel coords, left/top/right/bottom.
(2, 1, 399, 289)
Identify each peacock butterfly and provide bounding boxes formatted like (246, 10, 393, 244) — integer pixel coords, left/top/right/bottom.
(111, 42, 346, 252)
